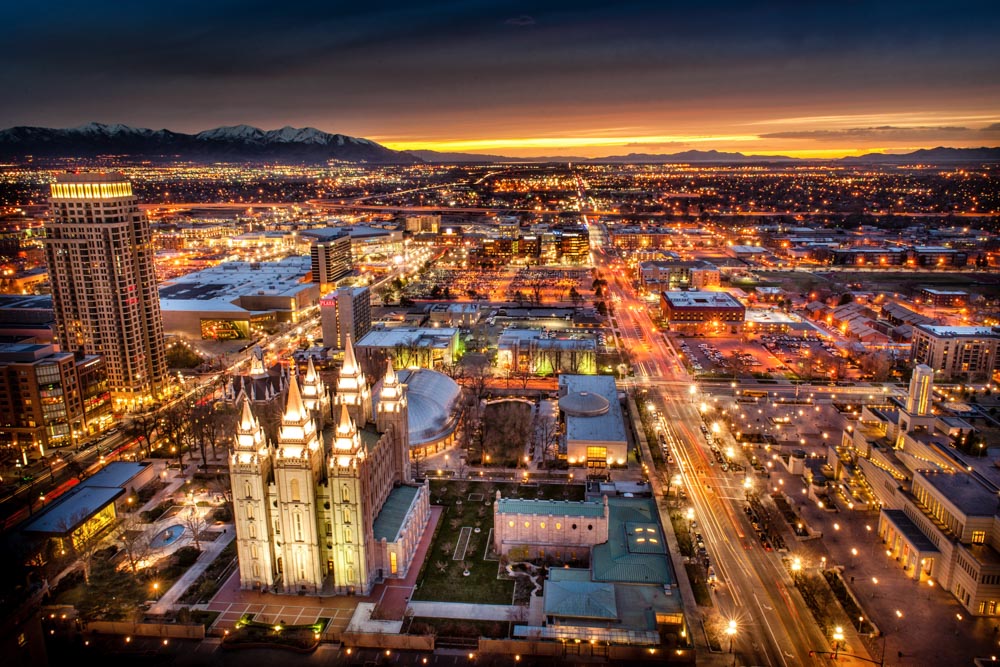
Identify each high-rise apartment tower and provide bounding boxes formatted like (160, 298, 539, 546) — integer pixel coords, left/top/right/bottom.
(44, 173, 168, 408)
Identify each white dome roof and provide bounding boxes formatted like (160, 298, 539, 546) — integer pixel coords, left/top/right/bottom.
(558, 391, 610, 417)
(373, 369, 461, 446)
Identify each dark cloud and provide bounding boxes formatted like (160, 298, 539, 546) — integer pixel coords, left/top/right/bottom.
(505, 15, 536, 26)
(0, 0, 997, 142)
(759, 126, 981, 142)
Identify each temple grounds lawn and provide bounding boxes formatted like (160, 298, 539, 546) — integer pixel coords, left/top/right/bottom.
(412, 479, 585, 604)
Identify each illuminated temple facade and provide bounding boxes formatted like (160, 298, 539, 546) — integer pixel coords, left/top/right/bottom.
(229, 338, 430, 595)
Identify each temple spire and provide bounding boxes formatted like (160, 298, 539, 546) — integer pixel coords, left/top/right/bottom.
(343, 334, 358, 374)
(283, 371, 307, 424)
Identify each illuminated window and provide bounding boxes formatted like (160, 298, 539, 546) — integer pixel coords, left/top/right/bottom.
(249, 523, 256, 539)
(244, 481, 252, 499)
(540, 522, 546, 529)
(524, 521, 531, 528)
(390, 552, 398, 575)
(343, 508, 352, 525)
(295, 513, 304, 541)
(556, 523, 562, 530)
(246, 504, 254, 520)
(508, 521, 515, 528)
(342, 485, 350, 503)
(586, 446, 607, 460)
(973, 531, 986, 545)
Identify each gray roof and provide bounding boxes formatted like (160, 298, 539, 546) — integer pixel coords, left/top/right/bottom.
(22, 486, 123, 535)
(496, 498, 606, 518)
(23, 461, 150, 534)
(917, 470, 1000, 517)
(373, 369, 461, 446)
(559, 375, 627, 445)
(880, 510, 940, 553)
(372, 485, 420, 542)
(79, 461, 151, 490)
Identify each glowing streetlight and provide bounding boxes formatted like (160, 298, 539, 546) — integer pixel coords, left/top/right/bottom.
(726, 619, 738, 665)
(832, 626, 845, 658)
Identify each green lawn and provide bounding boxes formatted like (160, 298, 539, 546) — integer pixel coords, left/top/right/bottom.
(414, 480, 585, 604)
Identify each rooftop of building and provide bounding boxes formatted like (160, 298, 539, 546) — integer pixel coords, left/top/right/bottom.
(914, 324, 1000, 338)
(660, 290, 743, 309)
(21, 486, 123, 536)
(298, 227, 349, 242)
(921, 288, 969, 296)
(0, 342, 62, 363)
(559, 375, 627, 445)
(54, 171, 126, 183)
(591, 497, 673, 586)
(159, 256, 313, 311)
(881, 509, 941, 553)
(544, 568, 618, 620)
(0, 294, 53, 310)
(916, 470, 1000, 517)
(21, 461, 148, 536)
(497, 328, 597, 350)
(496, 497, 606, 518)
(372, 368, 461, 446)
(356, 326, 457, 349)
(372, 484, 421, 542)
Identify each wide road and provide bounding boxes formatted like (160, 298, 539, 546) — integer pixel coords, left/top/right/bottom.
(587, 217, 843, 665)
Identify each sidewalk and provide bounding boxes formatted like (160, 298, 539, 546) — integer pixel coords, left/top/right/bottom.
(147, 518, 234, 614)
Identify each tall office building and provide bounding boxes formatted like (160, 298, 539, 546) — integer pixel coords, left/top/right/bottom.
(906, 364, 934, 416)
(320, 286, 371, 350)
(310, 233, 352, 294)
(44, 173, 168, 408)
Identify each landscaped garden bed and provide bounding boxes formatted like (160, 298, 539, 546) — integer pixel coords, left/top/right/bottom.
(221, 615, 327, 653)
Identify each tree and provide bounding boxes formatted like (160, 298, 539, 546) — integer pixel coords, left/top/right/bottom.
(857, 351, 894, 382)
(59, 509, 106, 584)
(115, 511, 152, 576)
(183, 504, 210, 552)
(533, 410, 561, 465)
(126, 411, 158, 457)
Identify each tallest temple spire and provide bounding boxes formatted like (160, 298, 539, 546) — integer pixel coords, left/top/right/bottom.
(335, 334, 372, 427)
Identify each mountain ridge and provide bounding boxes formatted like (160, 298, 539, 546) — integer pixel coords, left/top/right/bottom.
(1, 123, 997, 165)
(409, 146, 1000, 164)
(0, 122, 416, 164)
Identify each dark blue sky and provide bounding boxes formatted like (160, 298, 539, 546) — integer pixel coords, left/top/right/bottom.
(3, 1, 999, 156)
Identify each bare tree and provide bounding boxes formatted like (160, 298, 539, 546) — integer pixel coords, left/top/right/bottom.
(533, 410, 560, 465)
(464, 360, 493, 404)
(58, 510, 106, 584)
(116, 511, 152, 575)
(126, 411, 158, 457)
(183, 504, 210, 552)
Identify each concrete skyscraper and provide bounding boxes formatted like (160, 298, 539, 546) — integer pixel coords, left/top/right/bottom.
(44, 172, 168, 408)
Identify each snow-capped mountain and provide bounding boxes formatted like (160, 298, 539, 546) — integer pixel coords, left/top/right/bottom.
(0, 123, 416, 164)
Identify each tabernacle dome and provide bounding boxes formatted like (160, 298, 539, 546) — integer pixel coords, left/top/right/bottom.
(558, 390, 611, 417)
(373, 368, 462, 457)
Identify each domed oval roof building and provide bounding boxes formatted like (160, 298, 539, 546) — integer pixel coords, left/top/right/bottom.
(374, 368, 462, 457)
(558, 390, 610, 417)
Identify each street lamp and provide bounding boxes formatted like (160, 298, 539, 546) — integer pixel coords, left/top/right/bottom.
(832, 626, 844, 659)
(791, 557, 802, 584)
(726, 619, 737, 666)
(152, 582, 160, 600)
